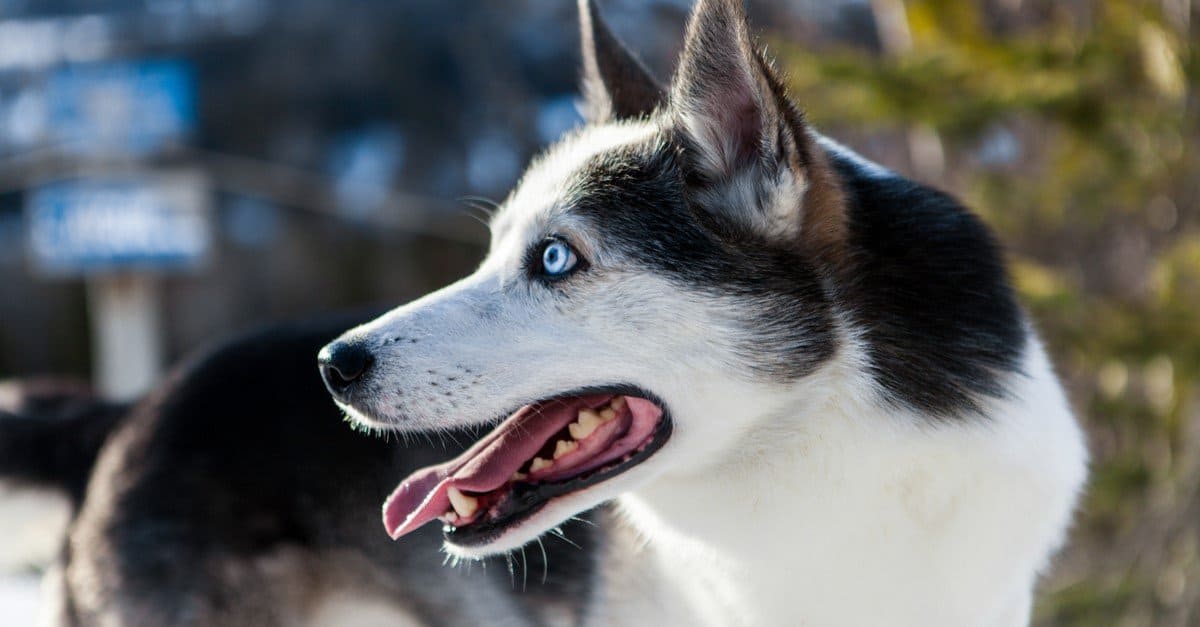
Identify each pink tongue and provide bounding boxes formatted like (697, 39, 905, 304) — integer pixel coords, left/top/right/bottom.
(382, 396, 608, 539)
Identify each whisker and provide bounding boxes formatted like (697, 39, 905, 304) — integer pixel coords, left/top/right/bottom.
(459, 194, 500, 212)
(520, 545, 529, 592)
(536, 537, 549, 585)
(463, 210, 492, 231)
(548, 526, 582, 550)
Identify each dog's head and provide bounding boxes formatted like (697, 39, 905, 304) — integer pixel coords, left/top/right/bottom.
(321, 0, 849, 557)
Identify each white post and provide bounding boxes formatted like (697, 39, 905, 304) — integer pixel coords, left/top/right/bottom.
(86, 273, 163, 400)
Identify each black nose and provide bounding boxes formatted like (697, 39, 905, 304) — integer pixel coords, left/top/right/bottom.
(318, 341, 374, 398)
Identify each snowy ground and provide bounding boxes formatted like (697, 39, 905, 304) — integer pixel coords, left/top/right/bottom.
(0, 575, 42, 624)
(0, 484, 70, 625)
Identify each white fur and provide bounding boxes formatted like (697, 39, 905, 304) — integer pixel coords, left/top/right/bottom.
(334, 119, 1088, 626)
(490, 120, 656, 247)
(816, 133, 896, 179)
(602, 335, 1087, 626)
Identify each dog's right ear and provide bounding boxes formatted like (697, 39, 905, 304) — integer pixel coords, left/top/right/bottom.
(578, 0, 663, 122)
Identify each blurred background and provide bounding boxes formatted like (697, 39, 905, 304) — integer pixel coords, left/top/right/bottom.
(0, 0, 1196, 624)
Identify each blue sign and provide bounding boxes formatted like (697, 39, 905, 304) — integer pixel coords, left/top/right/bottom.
(45, 60, 195, 156)
(26, 175, 211, 275)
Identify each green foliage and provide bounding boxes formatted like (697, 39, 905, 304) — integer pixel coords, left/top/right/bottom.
(778, 1, 1199, 623)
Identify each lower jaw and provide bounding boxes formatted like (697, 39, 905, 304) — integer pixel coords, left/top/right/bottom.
(442, 500, 546, 548)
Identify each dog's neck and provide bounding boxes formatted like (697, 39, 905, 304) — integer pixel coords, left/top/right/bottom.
(604, 340, 1079, 627)
(611, 353, 862, 626)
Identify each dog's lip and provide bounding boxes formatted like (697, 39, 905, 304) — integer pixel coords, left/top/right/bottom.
(381, 385, 669, 541)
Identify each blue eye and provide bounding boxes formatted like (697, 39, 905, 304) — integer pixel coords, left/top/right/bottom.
(541, 240, 578, 277)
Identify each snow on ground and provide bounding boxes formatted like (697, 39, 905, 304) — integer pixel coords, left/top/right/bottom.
(0, 483, 70, 625)
(0, 575, 42, 624)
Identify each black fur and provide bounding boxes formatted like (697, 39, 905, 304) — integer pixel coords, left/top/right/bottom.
(6, 315, 601, 626)
(561, 135, 1026, 415)
(0, 381, 127, 503)
(578, 0, 663, 121)
(566, 137, 839, 382)
(557, 0, 1025, 416)
(831, 155, 1028, 416)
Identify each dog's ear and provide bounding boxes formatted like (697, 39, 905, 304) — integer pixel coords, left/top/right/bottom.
(578, 0, 664, 122)
(668, 0, 844, 248)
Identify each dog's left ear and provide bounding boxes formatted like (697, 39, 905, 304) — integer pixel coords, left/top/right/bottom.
(668, 0, 843, 247)
(578, 0, 664, 122)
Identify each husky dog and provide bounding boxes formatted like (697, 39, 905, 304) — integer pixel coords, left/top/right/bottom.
(320, 0, 1089, 625)
(0, 316, 601, 626)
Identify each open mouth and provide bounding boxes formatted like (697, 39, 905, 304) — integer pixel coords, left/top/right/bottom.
(382, 387, 671, 546)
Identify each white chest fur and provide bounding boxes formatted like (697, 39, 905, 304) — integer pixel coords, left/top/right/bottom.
(603, 340, 1087, 627)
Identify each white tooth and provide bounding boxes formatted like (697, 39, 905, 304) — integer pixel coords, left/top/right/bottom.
(444, 511, 459, 523)
(511, 472, 527, 482)
(611, 396, 627, 410)
(554, 439, 578, 459)
(447, 487, 478, 518)
(600, 408, 617, 421)
(578, 410, 603, 430)
(578, 408, 601, 424)
(530, 457, 553, 472)
(569, 421, 597, 440)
